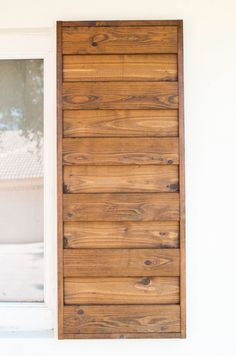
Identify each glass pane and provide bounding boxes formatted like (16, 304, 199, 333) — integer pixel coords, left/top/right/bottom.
(0, 59, 44, 302)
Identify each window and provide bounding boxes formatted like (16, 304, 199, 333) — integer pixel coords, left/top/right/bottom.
(0, 29, 55, 332)
(0, 59, 44, 302)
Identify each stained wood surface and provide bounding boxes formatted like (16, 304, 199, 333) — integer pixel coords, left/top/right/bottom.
(63, 54, 177, 82)
(177, 21, 186, 338)
(63, 82, 178, 109)
(63, 193, 180, 222)
(64, 165, 179, 193)
(63, 305, 181, 334)
(63, 109, 179, 137)
(64, 221, 179, 249)
(64, 277, 180, 304)
(58, 20, 185, 339)
(62, 26, 178, 54)
(63, 137, 179, 166)
(62, 20, 182, 27)
(62, 332, 181, 339)
(64, 248, 180, 277)
(57, 21, 64, 340)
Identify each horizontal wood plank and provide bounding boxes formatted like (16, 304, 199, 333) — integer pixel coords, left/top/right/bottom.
(63, 54, 177, 82)
(64, 221, 179, 249)
(59, 20, 185, 340)
(62, 138, 179, 165)
(63, 82, 178, 110)
(64, 165, 179, 193)
(64, 276, 180, 304)
(64, 248, 180, 277)
(63, 109, 179, 137)
(62, 26, 178, 54)
(63, 305, 180, 334)
(62, 20, 182, 27)
(62, 332, 181, 339)
(63, 193, 180, 222)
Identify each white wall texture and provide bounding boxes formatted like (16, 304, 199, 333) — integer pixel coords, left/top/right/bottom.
(0, 0, 236, 355)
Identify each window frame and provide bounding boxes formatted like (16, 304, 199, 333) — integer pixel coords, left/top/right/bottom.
(0, 28, 56, 332)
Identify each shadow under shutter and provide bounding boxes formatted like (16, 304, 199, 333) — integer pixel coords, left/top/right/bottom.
(57, 20, 185, 339)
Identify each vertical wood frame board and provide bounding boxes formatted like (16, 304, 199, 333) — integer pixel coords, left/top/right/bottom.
(57, 20, 185, 339)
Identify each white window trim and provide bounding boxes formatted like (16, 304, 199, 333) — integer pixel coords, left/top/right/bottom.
(0, 28, 56, 332)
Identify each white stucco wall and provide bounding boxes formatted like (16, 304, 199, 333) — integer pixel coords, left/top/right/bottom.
(0, 0, 236, 355)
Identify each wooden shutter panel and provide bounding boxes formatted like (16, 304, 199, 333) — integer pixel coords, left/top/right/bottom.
(57, 20, 185, 339)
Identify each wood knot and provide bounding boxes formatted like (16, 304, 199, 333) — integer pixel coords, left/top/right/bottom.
(144, 259, 152, 266)
(77, 309, 84, 315)
(63, 183, 69, 193)
(141, 277, 151, 285)
(167, 159, 173, 165)
(159, 231, 166, 236)
(119, 335, 126, 339)
(91, 41, 98, 47)
(169, 183, 178, 191)
(63, 237, 69, 248)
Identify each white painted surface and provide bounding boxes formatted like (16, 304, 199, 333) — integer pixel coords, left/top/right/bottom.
(0, 0, 236, 355)
(0, 187, 43, 244)
(0, 243, 44, 301)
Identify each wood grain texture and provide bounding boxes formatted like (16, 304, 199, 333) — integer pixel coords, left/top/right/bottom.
(63, 109, 179, 138)
(58, 20, 185, 340)
(64, 221, 179, 249)
(63, 193, 180, 222)
(64, 248, 180, 277)
(63, 305, 181, 334)
(63, 54, 177, 82)
(64, 276, 180, 304)
(62, 137, 179, 166)
(63, 82, 178, 110)
(62, 26, 178, 54)
(177, 21, 186, 338)
(57, 21, 64, 340)
(64, 165, 179, 193)
(62, 20, 182, 27)
(62, 332, 181, 339)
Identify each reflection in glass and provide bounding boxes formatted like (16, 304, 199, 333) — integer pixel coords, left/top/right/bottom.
(0, 59, 44, 302)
